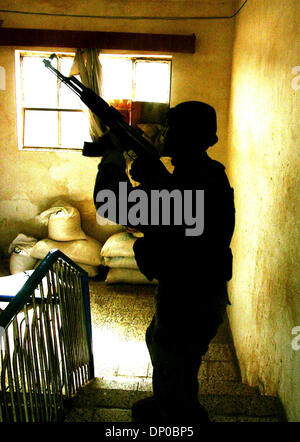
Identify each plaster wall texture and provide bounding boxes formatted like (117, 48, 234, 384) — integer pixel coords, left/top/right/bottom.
(227, 0, 300, 422)
(0, 0, 235, 254)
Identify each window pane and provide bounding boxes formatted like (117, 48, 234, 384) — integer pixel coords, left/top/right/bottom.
(24, 110, 58, 147)
(59, 57, 83, 109)
(135, 61, 170, 103)
(60, 57, 74, 77)
(23, 56, 58, 108)
(100, 57, 132, 101)
(60, 111, 91, 148)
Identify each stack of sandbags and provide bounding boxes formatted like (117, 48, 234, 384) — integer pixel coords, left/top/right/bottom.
(8, 234, 38, 274)
(101, 231, 157, 285)
(30, 200, 102, 277)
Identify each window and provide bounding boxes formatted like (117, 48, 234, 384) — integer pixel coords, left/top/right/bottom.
(16, 51, 172, 151)
(16, 51, 91, 150)
(100, 55, 171, 103)
(100, 55, 171, 127)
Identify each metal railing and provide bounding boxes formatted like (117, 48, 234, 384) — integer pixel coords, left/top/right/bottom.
(0, 249, 94, 422)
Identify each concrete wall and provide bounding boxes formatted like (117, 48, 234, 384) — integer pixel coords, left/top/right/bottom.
(0, 0, 235, 254)
(227, 0, 300, 422)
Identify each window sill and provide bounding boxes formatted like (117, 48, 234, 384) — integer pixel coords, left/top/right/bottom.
(20, 146, 84, 153)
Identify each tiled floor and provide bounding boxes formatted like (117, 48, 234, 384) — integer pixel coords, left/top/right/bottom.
(89, 280, 156, 390)
(88, 278, 240, 392)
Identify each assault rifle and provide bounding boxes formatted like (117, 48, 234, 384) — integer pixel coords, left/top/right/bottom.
(43, 55, 160, 159)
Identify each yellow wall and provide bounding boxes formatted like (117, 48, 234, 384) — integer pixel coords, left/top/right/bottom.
(227, 0, 300, 421)
(0, 0, 235, 254)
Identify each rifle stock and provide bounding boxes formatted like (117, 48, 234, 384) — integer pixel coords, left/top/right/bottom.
(43, 57, 160, 159)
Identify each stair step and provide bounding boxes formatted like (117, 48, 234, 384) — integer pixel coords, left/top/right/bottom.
(64, 407, 285, 423)
(198, 393, 284, 417)
(84, 377, 258, 396)
(203, 343, 235, 361)
(64, 378, 285, 421)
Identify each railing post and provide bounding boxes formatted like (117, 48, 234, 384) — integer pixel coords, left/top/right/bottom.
(81, 274, 94, 380)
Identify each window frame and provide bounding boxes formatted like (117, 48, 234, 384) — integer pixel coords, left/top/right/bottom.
(16, 50, 88, 152)
(132, 57, 172, 104)
(15, 50, 172, 152)
(99, 53, 172, 104)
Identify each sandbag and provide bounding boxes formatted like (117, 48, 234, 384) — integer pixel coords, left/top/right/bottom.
(74, 262, 99, 277)
(101, 232, 137, 258)
(31, 236, 103, 266)
(103, 256, 138, 269)
(8, 234, 38, 274)
(38, 200, 87, 241)
(105, 268, 157, 285)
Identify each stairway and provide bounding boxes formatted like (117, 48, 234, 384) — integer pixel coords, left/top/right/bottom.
(0, 262, 286, 423)
(63, 379, 285, 423)
(63, 280, 286, 423)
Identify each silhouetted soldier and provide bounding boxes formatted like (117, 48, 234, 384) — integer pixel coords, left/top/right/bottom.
(93, 101, 235, 423)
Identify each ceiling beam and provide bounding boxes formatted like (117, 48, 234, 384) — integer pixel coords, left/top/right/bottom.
(0, 28, 195, 53)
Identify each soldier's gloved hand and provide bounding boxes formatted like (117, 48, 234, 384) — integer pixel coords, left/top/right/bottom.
(129, 156, 171, 187)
